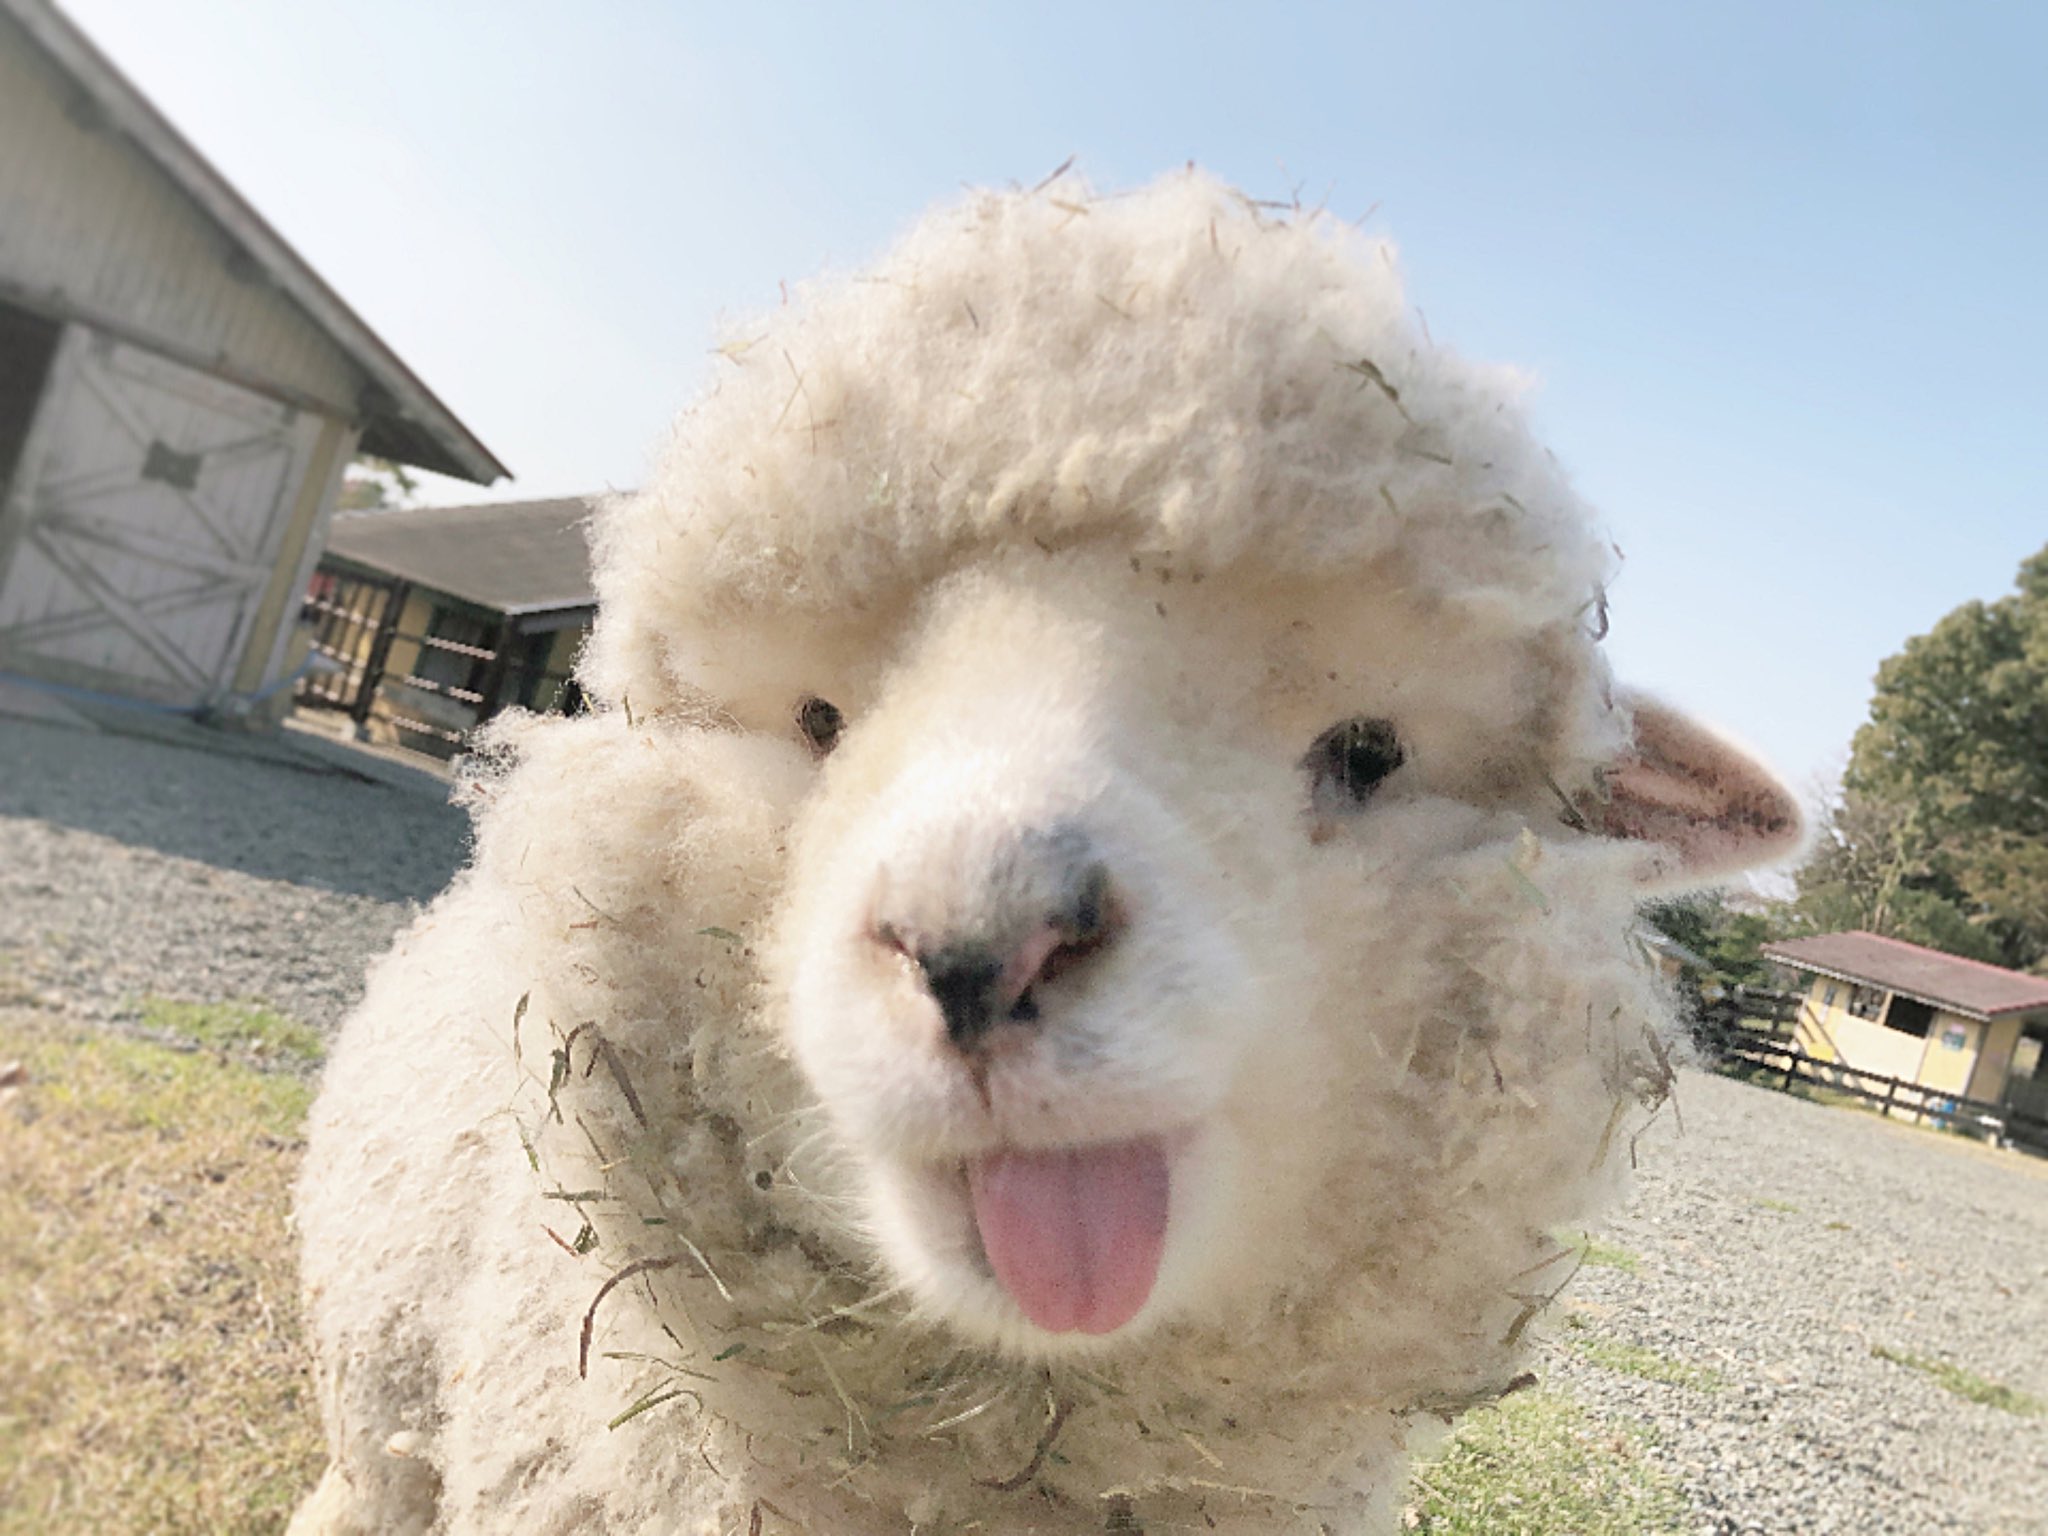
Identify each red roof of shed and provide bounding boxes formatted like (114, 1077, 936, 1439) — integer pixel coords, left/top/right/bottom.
(1761, 931, 2048, 1021)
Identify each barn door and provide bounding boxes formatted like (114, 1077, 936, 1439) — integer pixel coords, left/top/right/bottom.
(0, 328, 321, 708)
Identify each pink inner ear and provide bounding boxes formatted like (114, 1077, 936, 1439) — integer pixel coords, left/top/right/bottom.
(1583, 696, 1803, 882)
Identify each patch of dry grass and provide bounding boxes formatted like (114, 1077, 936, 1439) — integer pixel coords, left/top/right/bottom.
(1552, 1230, 1642, 1275)
(137, 997, 325, 1074)
(1560, 1314, 1725, 1393)
(1406, 1388, 1682, 1534)
(0, 1008, 324, 1534)
(1870, 1343, 2045, 1418)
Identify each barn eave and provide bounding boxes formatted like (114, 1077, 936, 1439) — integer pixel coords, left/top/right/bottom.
(2, 0, 508, 486)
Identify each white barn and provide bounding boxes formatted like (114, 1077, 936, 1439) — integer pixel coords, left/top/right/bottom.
(0, 0, 504, 716)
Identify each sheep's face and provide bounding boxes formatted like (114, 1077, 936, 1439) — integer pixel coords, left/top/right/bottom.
(570, 176, 1803, 1397)
(756, 545, 1640, 1359)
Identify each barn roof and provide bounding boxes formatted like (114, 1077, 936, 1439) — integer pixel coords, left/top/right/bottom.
(1762, 932, 2048, 1022)
(2, 0, 507, 485)
(326, 498, 598, 618)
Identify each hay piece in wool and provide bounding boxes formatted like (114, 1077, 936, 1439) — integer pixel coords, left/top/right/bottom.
(289, 169, 1800, 1536)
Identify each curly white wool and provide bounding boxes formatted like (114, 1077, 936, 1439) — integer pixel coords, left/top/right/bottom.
(290, 170, 1797, 1536)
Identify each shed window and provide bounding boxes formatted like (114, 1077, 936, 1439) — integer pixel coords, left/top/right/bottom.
(1881, 996, 1933, 1038)
(1822, 985, 1839, 1009)
(510, 629, 558, 711)
(1847, 985, 1887, 1022)
(414, 606, 494, 699)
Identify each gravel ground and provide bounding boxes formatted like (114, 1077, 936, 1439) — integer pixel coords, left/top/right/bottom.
(3, 705, 2044, 1533)
(1541, 1072, 2048, 1536)
(0, 710, 467, 1031)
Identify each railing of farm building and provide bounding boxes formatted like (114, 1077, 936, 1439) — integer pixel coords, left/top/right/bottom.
(295, 572, 582, 753)
(1691, 994, 2048, 1156)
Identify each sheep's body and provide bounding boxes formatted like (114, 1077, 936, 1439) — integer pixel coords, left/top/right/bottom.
(292, 173, 1796, 1535)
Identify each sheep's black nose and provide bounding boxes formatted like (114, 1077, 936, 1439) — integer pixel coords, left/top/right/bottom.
(916, 943, 1011, 1051)
(908, 860, 1120, 1053)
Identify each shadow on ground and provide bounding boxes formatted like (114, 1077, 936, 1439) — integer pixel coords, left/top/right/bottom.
(0, 706, 469, 906)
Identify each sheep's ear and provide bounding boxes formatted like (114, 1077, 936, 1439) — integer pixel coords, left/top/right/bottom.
(1580, 693, 1803, 885)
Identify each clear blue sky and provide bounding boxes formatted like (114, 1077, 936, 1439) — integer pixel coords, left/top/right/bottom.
(62, 0, 2048, 802)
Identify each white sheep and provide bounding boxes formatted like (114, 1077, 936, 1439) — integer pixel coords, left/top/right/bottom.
(289, 170, 1799, 1536)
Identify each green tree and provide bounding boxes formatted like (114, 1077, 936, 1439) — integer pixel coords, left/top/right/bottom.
(1798, 542, 2048, 970)
(1641, 891, 1779, 988)
(336, 454, 420, 512)
(1781, 789, 2007, 964)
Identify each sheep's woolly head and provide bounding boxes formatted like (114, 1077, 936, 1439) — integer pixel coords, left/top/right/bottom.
(483, 171, 1800, 1531)
(584, 170, 1614, 716)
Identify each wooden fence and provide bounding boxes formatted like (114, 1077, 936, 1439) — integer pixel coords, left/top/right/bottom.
(1693, 1012, 2048, 1155)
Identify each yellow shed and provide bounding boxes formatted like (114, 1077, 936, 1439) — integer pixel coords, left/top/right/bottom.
(1762, 931, 2048, 1148)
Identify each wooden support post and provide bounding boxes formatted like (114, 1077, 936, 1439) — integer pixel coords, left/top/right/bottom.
(351, 579, 409, 729)
(473, 614, 516, 728)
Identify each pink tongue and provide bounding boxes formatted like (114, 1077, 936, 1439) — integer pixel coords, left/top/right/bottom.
(967, 1138, 1170, 1336)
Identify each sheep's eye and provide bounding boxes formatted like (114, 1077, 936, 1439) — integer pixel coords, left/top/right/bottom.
(796, 696, 844, 755)
(1306, 717, 1405, 806)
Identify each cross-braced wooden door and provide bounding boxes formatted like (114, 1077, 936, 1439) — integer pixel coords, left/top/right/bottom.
(0, 328, 321, 707)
